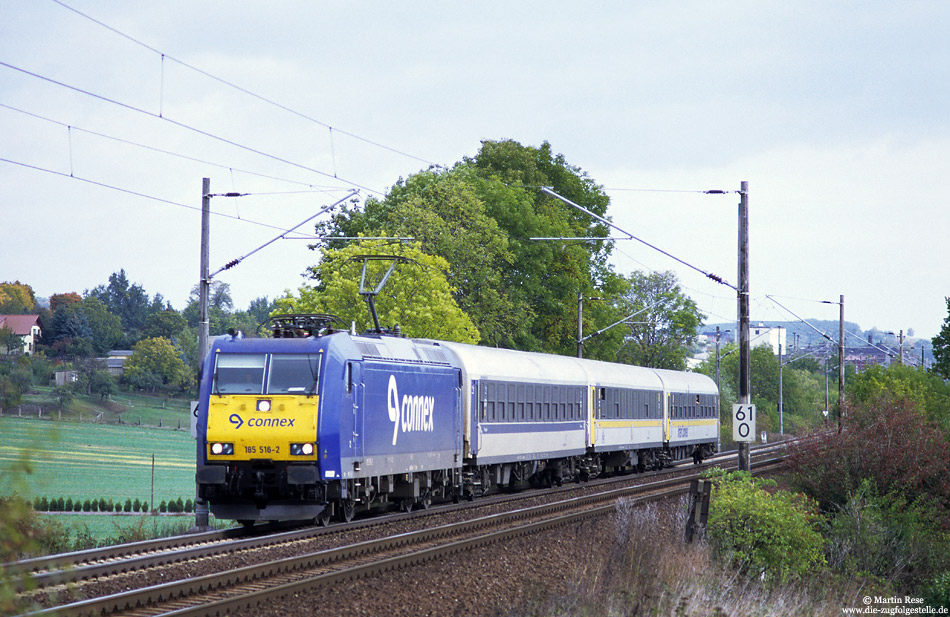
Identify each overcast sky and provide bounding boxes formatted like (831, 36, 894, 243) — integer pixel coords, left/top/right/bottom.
(2, 2, 948, 340)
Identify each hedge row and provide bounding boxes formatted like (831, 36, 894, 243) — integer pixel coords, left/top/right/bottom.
(32, 496, 195, 513)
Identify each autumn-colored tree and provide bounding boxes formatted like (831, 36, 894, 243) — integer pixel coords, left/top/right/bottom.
(0, 281, 36, 314)
(787, 394, 950, 516)
(49, 292, 81, 314)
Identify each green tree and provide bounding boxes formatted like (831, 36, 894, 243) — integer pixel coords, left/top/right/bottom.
(80, 296, 123, 354)
(614, 270, 704, 370)
(278, 240, 480, 343)
(48, 303, 93, 345)
(932, 297, 950, 380)
(53, 383, 76, 408)
(124, 337, 193, 393)
(847, 363, 950, 437)
(318, 140, 624, 356)
(89, 369, 118, 400)
(182, 281, 234, 336)
(143, 310, 187, 341)
(87, 269, 152, 332)
(0, 326, 22, 355)
(247, 297, 278, 325)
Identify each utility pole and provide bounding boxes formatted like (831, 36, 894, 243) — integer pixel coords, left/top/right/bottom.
(899, 329, 904, 365)
(738, 181, 751, 471)
(824, 357, 829, 422)
(838, 294, 845, 433)
(577, 292, 584, 358)
(715, 326, 722, 392)
(778, 342, 783, 436)
(195, 177, 211, 530)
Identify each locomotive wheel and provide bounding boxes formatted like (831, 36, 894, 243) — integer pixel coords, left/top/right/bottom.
(399, 499, 413, 513)
(316, 506, 332, 527)
(340, 500, 356, 523)
(238, 519, 254, 529)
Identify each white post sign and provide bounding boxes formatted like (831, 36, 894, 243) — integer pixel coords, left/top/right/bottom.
(732, 404, 756, 442)
(190, 401, 199, 439)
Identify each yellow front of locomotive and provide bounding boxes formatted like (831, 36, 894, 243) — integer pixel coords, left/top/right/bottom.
(205, 352, 321, 463)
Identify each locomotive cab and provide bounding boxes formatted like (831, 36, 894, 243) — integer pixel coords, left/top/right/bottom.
(197, 340, 328, 522)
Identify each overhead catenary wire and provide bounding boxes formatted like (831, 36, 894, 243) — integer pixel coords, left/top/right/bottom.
(0, 60, 383, 195)
(0, 156, 338, 238)
(0, 102, 349, 192)
(50, 0, 435, 168)
(539, 186, 737, 291)
(209, 190, 359, 279)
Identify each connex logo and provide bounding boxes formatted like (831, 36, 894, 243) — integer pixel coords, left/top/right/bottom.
(229, 413, 244, 429)
(387, 375, 435, 446)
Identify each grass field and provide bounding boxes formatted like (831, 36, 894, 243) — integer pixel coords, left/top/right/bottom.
(0, 416, 196, 507)
(0, 416, 233, 548)
(17, 386, 193, 429)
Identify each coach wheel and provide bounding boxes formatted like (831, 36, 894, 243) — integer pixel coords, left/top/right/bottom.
(340, 500, 356, 523)
(399, 499, 413, 513)
(238, 520, 254, 529)
(419, 491, 432, 510)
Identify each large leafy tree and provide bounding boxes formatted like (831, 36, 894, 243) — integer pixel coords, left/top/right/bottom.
(124, 336, 192, 393)
(277, 240, 480, 344)
(324, 168, 517, 347)
(80, 297, 122, 354)
(143, 310, 187, 341)
(615, 270, 703, 370)
(932, 297, 950, 380)
(317, 140, 624, 356)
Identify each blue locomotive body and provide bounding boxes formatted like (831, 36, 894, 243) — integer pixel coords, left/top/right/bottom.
(196, 331, 462, 523)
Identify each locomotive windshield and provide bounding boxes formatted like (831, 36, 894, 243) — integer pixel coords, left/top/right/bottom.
(213, 354, 265, 394)
(212, 353, 320, 395)
(268, 354, 320, 395)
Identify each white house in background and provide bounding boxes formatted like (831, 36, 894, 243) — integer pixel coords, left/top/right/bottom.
(0, 314, 41, 355)
(750, 323, 786, 355)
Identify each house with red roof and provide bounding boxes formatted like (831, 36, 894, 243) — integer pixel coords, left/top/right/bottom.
(0, 314, 42, 355)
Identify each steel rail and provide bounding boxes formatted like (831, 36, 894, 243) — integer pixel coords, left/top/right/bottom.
(11, 437, 796, 594)
(20, 456, 786, 617)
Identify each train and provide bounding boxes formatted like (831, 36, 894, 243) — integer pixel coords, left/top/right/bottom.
(195, 314, 720, 525)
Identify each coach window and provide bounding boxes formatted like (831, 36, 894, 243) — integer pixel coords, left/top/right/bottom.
(213, 354, 265, 395)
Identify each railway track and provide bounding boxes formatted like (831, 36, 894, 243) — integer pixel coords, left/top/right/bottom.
(15, 453, 786, 617)
(9, 439, 785, 594)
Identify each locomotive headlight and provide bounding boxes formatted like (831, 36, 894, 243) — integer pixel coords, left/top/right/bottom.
(210, 442, 234, 456)
(256, 399, 271, 412)
(290, 443, 315, 456)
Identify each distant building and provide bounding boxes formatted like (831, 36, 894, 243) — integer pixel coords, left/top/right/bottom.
(102, 350, 133, 376)
(750, 324, 786, 355)
(0, 314, 41, 355)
